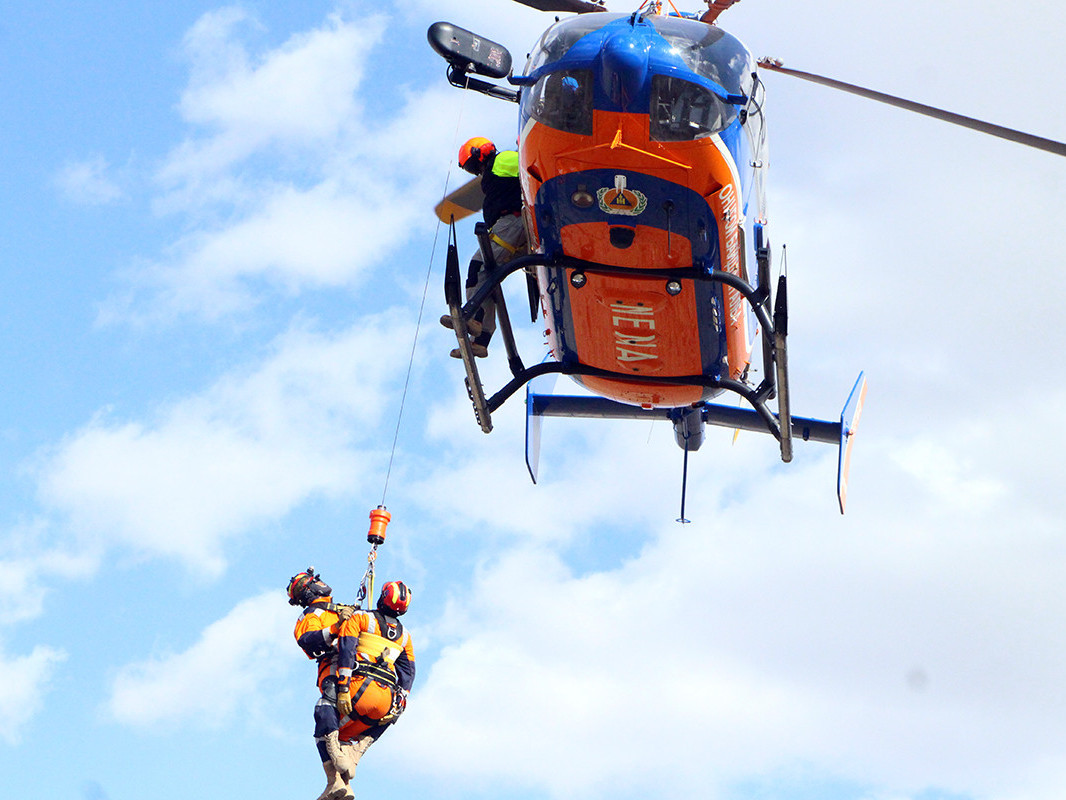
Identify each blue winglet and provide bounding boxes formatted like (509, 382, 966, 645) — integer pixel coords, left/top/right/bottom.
(837, 372, 868, 514)
(525, 368, 559, 484)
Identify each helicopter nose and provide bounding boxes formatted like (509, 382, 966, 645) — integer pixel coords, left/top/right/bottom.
(601, 30, 649, 111)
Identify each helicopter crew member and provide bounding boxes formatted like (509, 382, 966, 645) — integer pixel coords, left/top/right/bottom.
(289, 568, 359, 800)
(333, 581, 416, 790)
(441, 136, 528, 358)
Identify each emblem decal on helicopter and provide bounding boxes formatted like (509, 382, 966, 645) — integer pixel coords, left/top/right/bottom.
(597, 175, 647, 216)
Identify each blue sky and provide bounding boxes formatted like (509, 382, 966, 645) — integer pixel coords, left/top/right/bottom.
(3, 1, 1066, 799)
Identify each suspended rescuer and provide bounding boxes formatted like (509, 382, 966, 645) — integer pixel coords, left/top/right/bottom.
(333, 580, 415, 780)
(289, 569, 415, 800)
(440, 136, 528, 358)
(290, 568, 356, 800)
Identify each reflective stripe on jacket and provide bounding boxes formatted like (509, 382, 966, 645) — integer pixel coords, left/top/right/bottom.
(294, 599, 343, 687)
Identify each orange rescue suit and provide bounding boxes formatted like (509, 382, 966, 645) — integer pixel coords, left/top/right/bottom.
(335, 609, 416, 739)
(293, 598, 346, 689)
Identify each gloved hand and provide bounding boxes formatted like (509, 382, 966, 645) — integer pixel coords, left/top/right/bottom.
(337, 689, 352, 718)
(337, 605, 354, 622)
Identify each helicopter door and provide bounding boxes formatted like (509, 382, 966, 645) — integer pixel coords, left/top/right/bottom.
(742, 74, 768, 224)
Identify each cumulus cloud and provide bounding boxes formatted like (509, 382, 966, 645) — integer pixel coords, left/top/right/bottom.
(36, 317, 409, 576)
(387, 413, 1066, 800)
(120, 171, 433, 319)
(162, 7, 383, 185)
(0, 551, 96, 627)
(103, 7, 469, 322)
(54, 156, 124, 205)
(0, 644, 66, 744)
(107, 591, 295, 727)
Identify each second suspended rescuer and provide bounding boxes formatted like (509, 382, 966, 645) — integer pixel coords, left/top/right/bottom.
(334, 581, 416, 770)
(440, 136, 529, 359)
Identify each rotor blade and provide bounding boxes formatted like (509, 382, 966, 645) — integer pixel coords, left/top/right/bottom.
(513, 0, 607, 13)
(435, 176, 484, 223)
(701, 0, 742, 25)
(758, 58, 1066, 158)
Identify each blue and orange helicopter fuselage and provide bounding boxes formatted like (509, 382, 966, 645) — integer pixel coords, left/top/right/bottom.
(515, 11, 765, 407)
(430, 8, 866, 513)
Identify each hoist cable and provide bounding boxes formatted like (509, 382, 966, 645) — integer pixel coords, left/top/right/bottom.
(379, 75, 471, 506)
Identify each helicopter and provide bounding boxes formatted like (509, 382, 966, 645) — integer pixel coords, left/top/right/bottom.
(427, 0, 1066, 516)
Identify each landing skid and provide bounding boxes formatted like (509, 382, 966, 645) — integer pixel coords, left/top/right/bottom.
(443, 219, 867, 512)
(443, 224, 492, 433)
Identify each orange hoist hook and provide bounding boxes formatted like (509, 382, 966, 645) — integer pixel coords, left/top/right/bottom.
(357, 506, 391, 609)
(367, 505, 391, 545)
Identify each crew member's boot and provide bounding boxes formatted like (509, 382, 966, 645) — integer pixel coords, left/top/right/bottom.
(315, 760, 345, 800)
(324, 730, 356, 782)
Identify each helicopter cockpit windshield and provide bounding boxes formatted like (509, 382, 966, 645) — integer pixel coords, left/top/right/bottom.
(524, 13, 620, 75)
(519, 13, 756, 141)
(648, 15, 754, 98)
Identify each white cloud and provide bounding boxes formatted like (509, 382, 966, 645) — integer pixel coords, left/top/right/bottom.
(54, 156, 124, 205)
(107, 591, 296, 728)
(108, 9, 473, 321)
(386, 411, 1066, 800)
(36, 317, 410, 576)
(162, 8, 384, 185)
(0, 552, 95, 627)
(0, 644, 66, 744)
(121, 171, 434, 319)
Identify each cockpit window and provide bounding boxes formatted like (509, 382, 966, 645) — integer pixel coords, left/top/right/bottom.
(524, 12, 624, 74)
(649, 15, 754, 98)
(523, 69, 593, 135)
(650, 75, 737, 141)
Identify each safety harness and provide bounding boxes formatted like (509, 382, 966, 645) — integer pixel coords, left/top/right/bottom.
(345, 611, 406, 727)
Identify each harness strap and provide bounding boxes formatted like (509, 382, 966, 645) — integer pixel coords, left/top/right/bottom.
(490, 232, 519, 255)
(353, 661, 398, 689)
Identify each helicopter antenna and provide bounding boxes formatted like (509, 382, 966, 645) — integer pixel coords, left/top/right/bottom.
(758, 58, 1066, 158)
(676, 437, 692, 524)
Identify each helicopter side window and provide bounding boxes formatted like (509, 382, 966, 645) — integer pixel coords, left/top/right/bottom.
(650, 75, 737, 142)
(524, 69, 593, 136)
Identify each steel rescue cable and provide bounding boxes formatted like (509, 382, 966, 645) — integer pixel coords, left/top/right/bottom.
(379, 73, 471, 507)
(358, 79, 473, 606)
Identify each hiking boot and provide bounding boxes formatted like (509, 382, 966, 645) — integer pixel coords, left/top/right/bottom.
(450, 344, 488, 359)
(315, 760, 347, 800)
(324, 730, 355, 782)
(440, 314, 482, 337)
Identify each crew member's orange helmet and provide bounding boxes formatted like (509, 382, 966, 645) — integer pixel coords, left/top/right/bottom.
(458, 137, 496, 175)
(378, 580, 412, 616)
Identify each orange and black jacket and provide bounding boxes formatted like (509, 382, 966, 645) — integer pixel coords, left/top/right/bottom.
(293, 597, 345, 688)
(335, 609, 416, 694)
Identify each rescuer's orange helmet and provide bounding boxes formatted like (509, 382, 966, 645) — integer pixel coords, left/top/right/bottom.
(458, 137, 496, 175)
(377, 580, 411, 616)
(287, 567, 331, 607)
